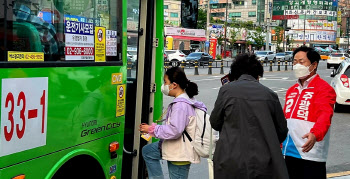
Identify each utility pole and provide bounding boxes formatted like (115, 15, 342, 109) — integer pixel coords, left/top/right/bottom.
(223, 0, 228, 58)
(265, 18, 270, 51)
(303, 11, 306, 46)
(206, 0, 211, 53)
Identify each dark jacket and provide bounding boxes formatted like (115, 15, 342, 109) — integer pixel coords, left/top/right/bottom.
(210, 74, 289, 179)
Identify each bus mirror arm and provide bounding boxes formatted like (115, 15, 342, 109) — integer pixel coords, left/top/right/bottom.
(123, 146, 138, 156)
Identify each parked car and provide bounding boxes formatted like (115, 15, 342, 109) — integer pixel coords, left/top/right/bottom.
(330, 59, 350, 112)
(275, 52, 288, 62)
(285, 51, 293, 61)
(185, 52, 213, 66)
(164, 50, 186, 67)
(327, 53, 350, 69)
(255, 51, 276, 63)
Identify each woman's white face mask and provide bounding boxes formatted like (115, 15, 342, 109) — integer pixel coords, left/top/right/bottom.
(293, 63, 315, 79)
(161, 83, 173, 96)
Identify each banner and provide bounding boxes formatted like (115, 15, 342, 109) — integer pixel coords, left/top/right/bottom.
(209, 38, 217, 60)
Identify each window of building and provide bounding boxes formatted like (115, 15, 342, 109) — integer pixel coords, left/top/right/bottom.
(210, 3, 231, 9)
(211, 12, 225, 17)
(233, 1, 244, 6)
(164, 5, 168, 9)
(229, 12, 241, 18)
(170, 12, 179, 17)
(252, 0, 256, 5)
(248, 11, 256, 17)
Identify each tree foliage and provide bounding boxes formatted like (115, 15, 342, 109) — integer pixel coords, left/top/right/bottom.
(250, 27, 265, 50)
(274, 26, 284, 52)
(197, 8, 207, 29)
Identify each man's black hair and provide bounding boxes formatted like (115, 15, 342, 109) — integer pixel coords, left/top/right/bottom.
(293, 46, 320, 64)
(229, 53, 263, 81)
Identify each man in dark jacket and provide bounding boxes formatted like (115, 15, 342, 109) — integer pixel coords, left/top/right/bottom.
(210, 53, 289, 179)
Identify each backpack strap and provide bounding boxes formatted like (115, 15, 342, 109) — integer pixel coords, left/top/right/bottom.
(183, 111, 207, 146)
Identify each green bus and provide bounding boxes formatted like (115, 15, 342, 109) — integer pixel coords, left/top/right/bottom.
(0, 0, 164, 178)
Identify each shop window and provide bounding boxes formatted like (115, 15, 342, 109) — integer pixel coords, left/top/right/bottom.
(1, 0, 123, 62)
(164, 5, 168, 9)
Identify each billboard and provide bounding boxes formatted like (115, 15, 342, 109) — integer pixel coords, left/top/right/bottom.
(181, 0, 198, 29)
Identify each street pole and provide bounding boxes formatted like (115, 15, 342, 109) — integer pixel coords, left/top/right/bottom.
(283, 19, 285, 52)
(346, 14, 350, 49)
(303, 12, 306, 46)
(223, 0, 228, 58)
(206, 0, 210, 53)
(265, 18, 270, 51)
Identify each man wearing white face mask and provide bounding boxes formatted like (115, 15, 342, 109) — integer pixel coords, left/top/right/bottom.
(282, 47, 336, 179)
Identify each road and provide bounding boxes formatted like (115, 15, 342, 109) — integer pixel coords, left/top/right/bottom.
(161, 60, 350, 178)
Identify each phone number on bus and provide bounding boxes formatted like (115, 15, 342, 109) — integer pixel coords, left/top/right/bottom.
(65, 47, 94, 56)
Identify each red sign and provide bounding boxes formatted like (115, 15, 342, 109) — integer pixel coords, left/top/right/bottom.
(209, 38, 217, 60)
(272, 15, 299, 20)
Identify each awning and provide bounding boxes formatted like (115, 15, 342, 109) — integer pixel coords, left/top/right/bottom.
(170, 35, 207, 41)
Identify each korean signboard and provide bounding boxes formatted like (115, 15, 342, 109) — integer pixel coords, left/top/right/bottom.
(65, 20, 94, 60)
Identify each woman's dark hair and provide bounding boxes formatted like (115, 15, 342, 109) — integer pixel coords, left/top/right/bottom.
(165, 67, 198, 98)
(293, 46, 320, 64)
(229, 53, 263, 81)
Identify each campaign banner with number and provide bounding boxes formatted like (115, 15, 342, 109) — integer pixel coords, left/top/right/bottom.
(0, 77, 48, 157)
(65, 21, 94, 60)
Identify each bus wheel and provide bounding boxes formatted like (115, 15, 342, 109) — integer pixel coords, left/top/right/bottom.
(52, 155, 105, 179)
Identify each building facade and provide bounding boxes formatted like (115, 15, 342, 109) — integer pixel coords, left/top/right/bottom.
(199, 0, 272, 24)
(272, 0, 338, 50)
(164, 0, 181, 27)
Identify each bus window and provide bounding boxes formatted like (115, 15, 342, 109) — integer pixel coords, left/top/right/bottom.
(0, 0, 122, 62)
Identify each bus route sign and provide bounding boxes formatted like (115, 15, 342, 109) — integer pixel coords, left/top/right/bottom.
(0, 77, 48, 157)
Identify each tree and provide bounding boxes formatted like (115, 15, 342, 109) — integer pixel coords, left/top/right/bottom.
(197, 8, 207, 29)
(250, 27, 265, 50)
(274, 26, 284, 52)
(229, 28, 238, 48)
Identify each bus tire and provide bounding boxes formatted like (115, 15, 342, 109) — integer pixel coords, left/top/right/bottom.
(52, 155, 105, 179)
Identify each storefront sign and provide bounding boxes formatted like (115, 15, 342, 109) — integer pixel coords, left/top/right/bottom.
(65, 21, 94, 60)
(165, 27, 205, 37)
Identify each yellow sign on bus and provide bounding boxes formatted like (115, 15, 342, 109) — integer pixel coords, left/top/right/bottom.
(8, 51, 44, 62)
(116, 84, 125, 117)
(95, 26, 106, 62)
(112, 73, 123, 84)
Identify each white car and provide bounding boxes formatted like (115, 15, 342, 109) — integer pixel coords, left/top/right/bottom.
(255, 51, 276, 63)
(330, 59, 350, 112)
(285, 51, 293, 62)
(165, 50, 186, 67)
(327, 53, 350, 69)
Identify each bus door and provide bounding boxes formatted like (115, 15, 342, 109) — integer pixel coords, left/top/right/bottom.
(122, 0, 164, 178)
